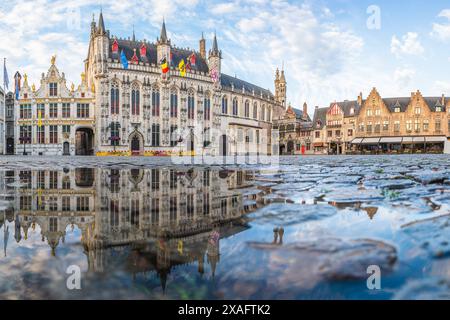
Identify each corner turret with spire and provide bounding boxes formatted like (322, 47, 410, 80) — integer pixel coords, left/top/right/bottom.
(208, 33, 222, 79)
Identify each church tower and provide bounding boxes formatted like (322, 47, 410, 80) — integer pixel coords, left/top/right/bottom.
(274, 67, 287, 108)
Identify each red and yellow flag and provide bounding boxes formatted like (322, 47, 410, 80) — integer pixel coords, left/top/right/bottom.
(178, 59, 186, 77)
(160, 58, 169, 74)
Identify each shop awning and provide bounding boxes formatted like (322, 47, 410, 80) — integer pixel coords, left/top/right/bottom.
(413, 137, 425, 143)
(350, 138, 363, 144)
(361, 137, 381, 144)
(402, 137, 413, 143)
(379, 137, 402, 143)
(425, 136, 446, 143)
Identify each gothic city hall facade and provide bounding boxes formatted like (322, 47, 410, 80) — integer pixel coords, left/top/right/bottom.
(13, 12, 286, 156)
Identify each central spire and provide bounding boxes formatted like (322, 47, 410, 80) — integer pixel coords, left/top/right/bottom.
(98, 9, 106, 35)
(160, 19, 168, 44)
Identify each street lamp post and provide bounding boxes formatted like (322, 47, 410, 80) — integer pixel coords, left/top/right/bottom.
(19, 128, 31, 155)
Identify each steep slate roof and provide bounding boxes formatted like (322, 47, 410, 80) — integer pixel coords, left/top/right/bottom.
(109, 38, 274, 99)
(312, 107, 328, 129)
(330, 100, 362, 117)
(382, 96, 447, 112)
(220, 74, 274, 100)
(110, 39, 210, 73)
(292, 107, 312, 122)
(382, 97, 410, 112)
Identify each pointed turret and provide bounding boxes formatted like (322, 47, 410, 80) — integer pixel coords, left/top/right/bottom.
(159, 19, 169, 44)
(97, 9, 106, 35)
(132, 25, 136, 42)
(209, 32, 221, 57)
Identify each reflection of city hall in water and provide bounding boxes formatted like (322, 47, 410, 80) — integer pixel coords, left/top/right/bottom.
(15, 11, 285, 156)
(1, 167, 267, 287)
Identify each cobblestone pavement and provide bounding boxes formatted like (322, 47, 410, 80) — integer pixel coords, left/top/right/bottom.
(0, 155, 449, 299)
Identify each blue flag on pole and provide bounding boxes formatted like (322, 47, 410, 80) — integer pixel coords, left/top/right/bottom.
(3, 59, 8, 90)
(120, 50, 128, 69)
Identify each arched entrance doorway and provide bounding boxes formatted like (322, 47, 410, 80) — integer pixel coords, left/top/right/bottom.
(63, 142, 70, 155)
(6, 137, 14, 155)
(287, 140, 295, 154)
(129, 131, 144, 156)
(279, 144, 286, 155)
(75, 128, 94, 155)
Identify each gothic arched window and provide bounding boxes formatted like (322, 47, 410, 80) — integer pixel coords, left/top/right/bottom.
(131, 84, 140, 116)
(152, 87, 160, 117)
(222, 96, 228, 114)
(204, 94, 211, 121)
(244, 100, 250, 118)
(261, 105, 266, 121)
(253, 102, 258, 119)
(188, 91, 195, 120)
(170, 89, 178, 118)
(111, 82, 120, 115)
(232, 98, 238, 116)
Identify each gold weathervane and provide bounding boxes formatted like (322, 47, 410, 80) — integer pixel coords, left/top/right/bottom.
(51, 55, 56, 65)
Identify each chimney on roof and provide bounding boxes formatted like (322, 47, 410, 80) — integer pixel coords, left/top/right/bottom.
(357, 92, 362, 106)
(442, 94, 445, 106)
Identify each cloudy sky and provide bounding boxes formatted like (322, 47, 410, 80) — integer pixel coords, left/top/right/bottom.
(2, 0, 450, 108)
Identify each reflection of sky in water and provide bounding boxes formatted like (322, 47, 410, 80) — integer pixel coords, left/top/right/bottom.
(0, 155, 449, 299)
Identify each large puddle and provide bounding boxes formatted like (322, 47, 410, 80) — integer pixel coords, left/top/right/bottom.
(0, 155, 449, 299)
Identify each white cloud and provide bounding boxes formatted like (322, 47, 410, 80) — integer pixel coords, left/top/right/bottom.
(210, 2, 239, 15)
(394, 67, 415, 88)
(431, 9, 450, 41)
(391, 32, 424, 58)
(209, 2, 366, 107)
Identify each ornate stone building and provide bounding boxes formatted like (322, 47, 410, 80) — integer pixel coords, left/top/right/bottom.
(273, 102, 312, 155)
(15, 57, 95, 155)
(85, 12, 285, 156)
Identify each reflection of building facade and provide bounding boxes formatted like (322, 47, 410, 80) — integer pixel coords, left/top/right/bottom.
(15, 58, 95, 155)
(277, 89, 450, 155)
(85, 12, 285, 156)
(9, 167, 269, 288)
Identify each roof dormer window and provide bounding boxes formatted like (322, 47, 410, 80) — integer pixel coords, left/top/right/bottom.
(394, 107, 400, 113)
(436, 106, 442, 112)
